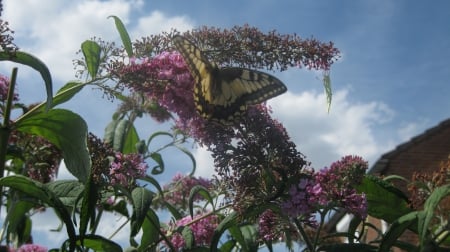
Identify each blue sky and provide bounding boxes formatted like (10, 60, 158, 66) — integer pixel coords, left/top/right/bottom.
(2, 0, 450, 249)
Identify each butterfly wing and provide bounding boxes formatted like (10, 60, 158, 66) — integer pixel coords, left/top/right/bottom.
(172, 35, 287, 123)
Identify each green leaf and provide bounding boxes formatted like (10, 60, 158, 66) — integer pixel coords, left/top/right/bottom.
(379, 211, 418, 251)
(108, 15, 133, 57)
(418, 184, 450, 247)
(74, 234, 122, 252)
(150, 152, 164, 175)
(81, 40, 101, 79)
(5, 201, 34, 244)
(0, 51, 53, 110)
(53, 81, 86, 107)
(0, 175, 77, 250)
(188, 185, 214, 218)
(138, 209, 160, 252)
(131, 187, 154, 237)
(219, 240, 237, 252)
(105, 119, 139, 153)
(45, 180, 84, 207)
(173, 144, 196, 176)
(139, 175, 164, 196)
(15, 109, 91, 182)
(323, 71, 332, 113)
(211, 212, 238, 252)
(32, 81, 86, 112)
(239, 225, 258, 251)
(79, 175, 98, 241)
(181, 226, 194, 249)
(355, 175, 411, 223)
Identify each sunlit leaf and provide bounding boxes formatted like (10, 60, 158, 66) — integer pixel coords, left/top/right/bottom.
(81, 40, 101, 79)
(356, 175, 411, 222)
(0, 51, 53, 110)
(108, 15, 133, 57)
(323, 71, 332, 113)
(15, 109, 91, 182)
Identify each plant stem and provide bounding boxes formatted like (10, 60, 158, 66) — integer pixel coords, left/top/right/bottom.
(0, 68, 18, 214)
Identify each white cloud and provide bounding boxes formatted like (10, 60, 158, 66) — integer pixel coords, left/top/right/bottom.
(193, 88, 396, 178)
(132, 10, 194, 37)
(270, 89, 395, 169)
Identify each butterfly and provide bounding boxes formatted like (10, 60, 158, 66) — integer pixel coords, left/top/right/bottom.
(172, 35, 287, 124)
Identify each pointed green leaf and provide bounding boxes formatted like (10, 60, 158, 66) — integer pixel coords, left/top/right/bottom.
(108, 15, 133, 57)
(181, 226, 194, 249)
(0, 175, 50, 202)
(106, 119, 139, 153)
(45, 180, 84, 207)
(34, 81, 86, 112)
(240, 225, 259, 251)
(73, 234, 122, 252)
(81, 40, 101, 79)
(322, 71, 332, 113)
(150, 152, 164, 175)
(139, 175, 164, 196)
(131, 187, 154, 237)
(174, 144, 196, 176)
(356, 175, 411, 222)
(379, 211, 418, 251)
(0, 175, 77, 250)
(79, 176, 98, 240)
(220, 240, 237, 252)
(5, 201, 34, 244)
(15, 109, 91, 182)
(228, 226, 246, 251)
(211, 212, 238, 252)
(419, 184, 450, 246)
(188, 185, 214, 218)
(122, 123, 139, 154)
(104, 119, 120, 145)
(163, 201, 182, 221)
(0, 51, 52, 110)
(138, 209, 160, 252)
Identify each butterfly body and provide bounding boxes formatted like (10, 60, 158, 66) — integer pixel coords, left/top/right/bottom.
(172, 35, 287, 123)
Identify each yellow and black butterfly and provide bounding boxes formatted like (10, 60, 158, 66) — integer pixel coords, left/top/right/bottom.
(172, 35, 287, 124)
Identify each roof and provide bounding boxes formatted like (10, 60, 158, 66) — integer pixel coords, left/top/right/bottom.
(325, 117, 450, 232)
(369, 118, 450, 174)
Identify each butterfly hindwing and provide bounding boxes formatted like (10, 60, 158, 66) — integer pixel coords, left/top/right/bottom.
(172, 35, 287, 123)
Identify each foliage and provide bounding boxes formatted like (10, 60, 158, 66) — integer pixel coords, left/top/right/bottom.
(0, 14, 449, 252)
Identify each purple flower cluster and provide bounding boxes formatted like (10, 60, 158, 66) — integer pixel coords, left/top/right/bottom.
(281, 155, 368, 219)
(160, 173, 214, 209)
(115, 51, 234, 146)
(258, 209, 281, 241)
(11, 244, 47, 252)
(166, 213, 219, 251)
(281, 177, 316, 218)
(0, 74, 18, 114)
(109, 152, 148, 188)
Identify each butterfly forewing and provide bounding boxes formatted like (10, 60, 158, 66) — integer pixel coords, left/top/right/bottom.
(172, 35, 287, 124)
